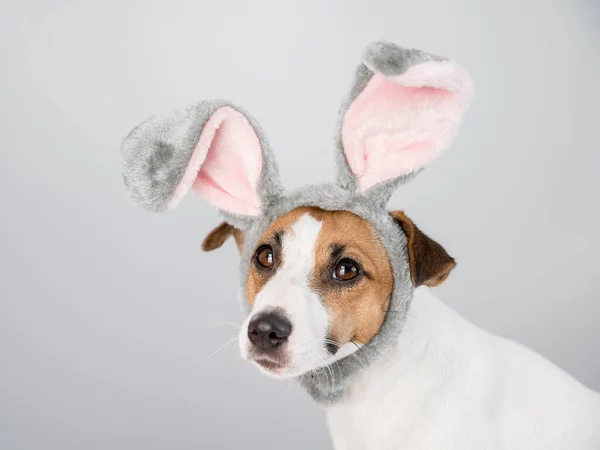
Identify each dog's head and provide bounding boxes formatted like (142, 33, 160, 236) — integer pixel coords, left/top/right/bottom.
(203, 207, 455, 378)
(121, 41, 472, 384)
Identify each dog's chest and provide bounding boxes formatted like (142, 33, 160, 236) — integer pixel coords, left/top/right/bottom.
(325, 353, 499, 450)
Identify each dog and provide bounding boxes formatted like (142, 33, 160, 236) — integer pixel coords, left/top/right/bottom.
(121, 41, 600, 449)
(202, 209, 600, 450)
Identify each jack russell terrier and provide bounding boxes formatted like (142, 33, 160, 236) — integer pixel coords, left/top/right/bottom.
(121, 41, 600, 449)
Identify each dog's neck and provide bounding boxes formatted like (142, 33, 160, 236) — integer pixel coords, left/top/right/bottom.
(325, 288, 489, 449)
(341, 287, 477, 404)
(298, 286, 473, 404)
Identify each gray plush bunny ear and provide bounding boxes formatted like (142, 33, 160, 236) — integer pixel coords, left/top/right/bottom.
(335, 41, 473, 205)
(121, 100, 283, 229)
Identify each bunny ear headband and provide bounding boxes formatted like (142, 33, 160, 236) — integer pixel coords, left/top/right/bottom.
(121, 41, 472, 404)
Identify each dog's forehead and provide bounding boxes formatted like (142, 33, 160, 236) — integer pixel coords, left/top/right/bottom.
(255, 206, 384, 253)
(275, 212, 323, 264)
(242, 186, 402, 263)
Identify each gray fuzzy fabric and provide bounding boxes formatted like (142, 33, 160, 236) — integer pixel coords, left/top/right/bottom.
(334, 42, 447, 207)
(362, 41, 445, 76)
(121, 99, 283, 229)
(120, 41, 464, 405)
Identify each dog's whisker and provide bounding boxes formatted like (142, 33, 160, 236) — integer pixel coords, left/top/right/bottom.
(349, 344, 369, 373)
(353, 338, 393, 367)
(325, 357, 336, 392)
(204, 337, 239, 362)
(350, 340, 374, 383)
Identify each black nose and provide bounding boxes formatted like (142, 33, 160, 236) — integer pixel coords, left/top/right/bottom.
(247, 313, 292, 351)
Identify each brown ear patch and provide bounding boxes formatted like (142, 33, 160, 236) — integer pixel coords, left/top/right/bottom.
(202, 222, 245, 254)
(390, 211, 456, 287)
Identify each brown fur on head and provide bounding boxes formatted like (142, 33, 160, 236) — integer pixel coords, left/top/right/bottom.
(202, 221, 245, 254)
(243, 207, 394, 346)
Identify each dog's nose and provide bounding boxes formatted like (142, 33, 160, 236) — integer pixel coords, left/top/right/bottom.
(247, 313, 292, 350)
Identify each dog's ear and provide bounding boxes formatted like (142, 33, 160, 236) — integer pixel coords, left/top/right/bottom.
(390, 211, 456, 287)
(335, 42, 473, 206)
(202, 222, 245, 255)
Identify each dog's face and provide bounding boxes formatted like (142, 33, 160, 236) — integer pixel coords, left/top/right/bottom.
(203, 207, 456, 379)
(241, 207, 393, 378)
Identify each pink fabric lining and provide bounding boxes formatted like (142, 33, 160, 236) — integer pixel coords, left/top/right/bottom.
(342, 60, 473, 192)
(170, 106, 263, 216)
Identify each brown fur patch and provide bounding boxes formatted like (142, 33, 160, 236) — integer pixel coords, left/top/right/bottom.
(202, 222, 245, 254)
(390, 210, 456, 287)
(309, 210, 393, 346)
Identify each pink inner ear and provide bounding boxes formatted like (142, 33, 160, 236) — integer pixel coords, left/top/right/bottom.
(342, 60, 472, 192)
(170, 106, 263, 216)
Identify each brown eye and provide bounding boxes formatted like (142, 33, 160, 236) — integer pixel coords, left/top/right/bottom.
(255, 245, 275, 268)
(333, 258, 360, 281)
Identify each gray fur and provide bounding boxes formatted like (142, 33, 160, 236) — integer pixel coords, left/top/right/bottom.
(121, 99, 283, 229)
(120, 41, 458, 405)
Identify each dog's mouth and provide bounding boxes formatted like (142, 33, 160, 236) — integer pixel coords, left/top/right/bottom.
(249, 353, 292, 376)
(244, 341, 361, 379)
(254, 357, 285, 372)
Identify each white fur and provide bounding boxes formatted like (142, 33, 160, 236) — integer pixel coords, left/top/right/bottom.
(326, 287, 600, 450)
(239, 214, 334, 378)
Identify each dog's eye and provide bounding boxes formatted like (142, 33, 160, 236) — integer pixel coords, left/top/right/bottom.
(255, 245, 275, 268)
(333, 258, 360, 281)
